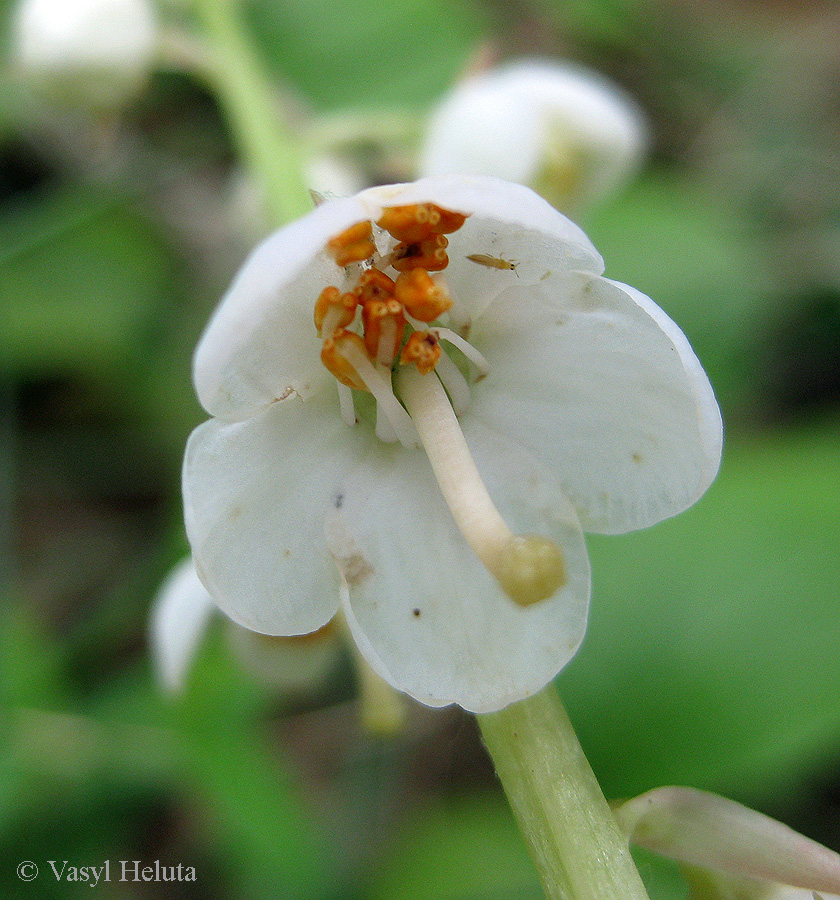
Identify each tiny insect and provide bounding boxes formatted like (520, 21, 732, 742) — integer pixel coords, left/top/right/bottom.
(466, 253, 518, 274)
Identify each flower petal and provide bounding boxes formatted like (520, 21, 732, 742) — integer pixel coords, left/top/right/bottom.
(193, 193, 372, 421)
(194, 176, 604, 420)
(364, 175, 605, 326)
(471, 272, 723, 533)
(149, 556, 215, 692)
(331, 419, 591, 713)
(225, 624, 341, 693)
(183, 392, 367, 634)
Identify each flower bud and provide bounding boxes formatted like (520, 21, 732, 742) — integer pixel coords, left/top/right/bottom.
(11, 0, 159, 108)
(150, 557, 340, 696)
(420, 60, 647, 214)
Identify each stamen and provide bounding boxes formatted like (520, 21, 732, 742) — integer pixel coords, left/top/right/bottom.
(354, 267, 396, 303)
(338, 338, 418, 448)
(375, 374, 399, 443)
(400, 331, 442, 375)
(377, 203, 439, 243)
(393, 268, 452, 322)
(389, 235, 449, 273)
(326, 221, 376, 267)
(396, 367, 566, 606)
(362, 298, 406, 366)
(377, 203, 469, 243)
(430, 327, 491, 381)
(434, 349, 471, 416)
(315, 286, 358, 336)
(337, 381, 356, 426)
(321, 330, 372, 391)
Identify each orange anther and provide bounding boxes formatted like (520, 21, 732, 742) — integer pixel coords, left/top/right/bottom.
(432, 207, 468, 234)
(394, 268, 452, 322)
(321, 330, 372, 391)
(399, 330, 442, 375)
(362, 297, 406, 365)
(377, 204, 439, 243)
(354, 267, 396, 303)
(377, 204, 468, 243)
(390, 235, 449, 273)
(326, 221, 376, 267)
(314, 285, 358, 335)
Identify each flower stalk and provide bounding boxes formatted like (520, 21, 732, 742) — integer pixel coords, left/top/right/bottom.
(478, 686, 651, 900)
(189, 0, 311, 226)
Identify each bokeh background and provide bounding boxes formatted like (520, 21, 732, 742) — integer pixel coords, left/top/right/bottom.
(2, 0, 840, 897)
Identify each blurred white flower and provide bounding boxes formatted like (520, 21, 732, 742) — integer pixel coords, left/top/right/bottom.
(615, 786, 840, 900)
(305, 154, 367, 202)
(420, 61, 647, 214)
(150, 557, 340, 694)
(183, 174, 721, 713)
(150, 557, 215, 692)
(11, 0, 159, 107)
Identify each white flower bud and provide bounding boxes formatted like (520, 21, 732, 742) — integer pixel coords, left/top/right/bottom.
(150, 557, 340, 696)
(419, 60, 647, 214)
(11, 0, 159, 108)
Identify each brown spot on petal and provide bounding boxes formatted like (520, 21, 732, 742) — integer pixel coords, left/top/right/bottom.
(325, 510, 373, 586)
(343, 552, 373, 586)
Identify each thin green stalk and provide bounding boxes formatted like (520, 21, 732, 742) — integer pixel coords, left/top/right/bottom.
(190, 0, 311, 226)
(478, 686, 651, 900)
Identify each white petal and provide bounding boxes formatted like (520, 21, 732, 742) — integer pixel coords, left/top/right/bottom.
(331, 420, 590, 713)
(194, 176, 603, 420)
(193, 192, 371, 421)
(471, 272, 723, 533)
(225, 624, 341, 692)
(149, 556, 215, 692)
(183, 392, 368, 635)
(364, 176, 605, 323)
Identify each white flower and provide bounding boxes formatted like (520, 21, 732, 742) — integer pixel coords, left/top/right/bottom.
(183, 174, 721, 713)
(11, 0, 158, 107)
(420, 61, 647, 213)
(150, 557, 216, 692)
(150, 557, 340, 694)
(615, 787, 840, 900)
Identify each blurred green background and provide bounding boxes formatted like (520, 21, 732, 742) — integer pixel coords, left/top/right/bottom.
(2, 0, 840, 897)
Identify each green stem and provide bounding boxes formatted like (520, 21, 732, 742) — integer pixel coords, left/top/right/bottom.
(190, 0, 312, 226)
(477, 686, 651, 900)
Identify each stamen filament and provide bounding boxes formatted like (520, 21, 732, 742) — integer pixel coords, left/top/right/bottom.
(434, 349, 471, 417)
(396, 367, 566, 606)
(421, 324, 491, 381)
(337, 381, 356, 427)
(376, 316, 400, 366)
(375, 365, 398, 442)
(340, 340, 418, 448)
(321, 305, 347, 337)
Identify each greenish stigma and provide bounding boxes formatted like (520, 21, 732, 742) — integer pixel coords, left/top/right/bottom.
(495, 535, 567, 607)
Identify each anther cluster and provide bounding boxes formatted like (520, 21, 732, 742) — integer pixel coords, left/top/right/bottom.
(316, 204, 467, 391)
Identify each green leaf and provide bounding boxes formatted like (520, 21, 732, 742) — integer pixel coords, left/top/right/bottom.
(585, 172, 779, 417)
(245, 0, 487, 111)
(560, 422, 840, 804)
(369, 794, 542, 900)
(0, 187, 177, 377)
